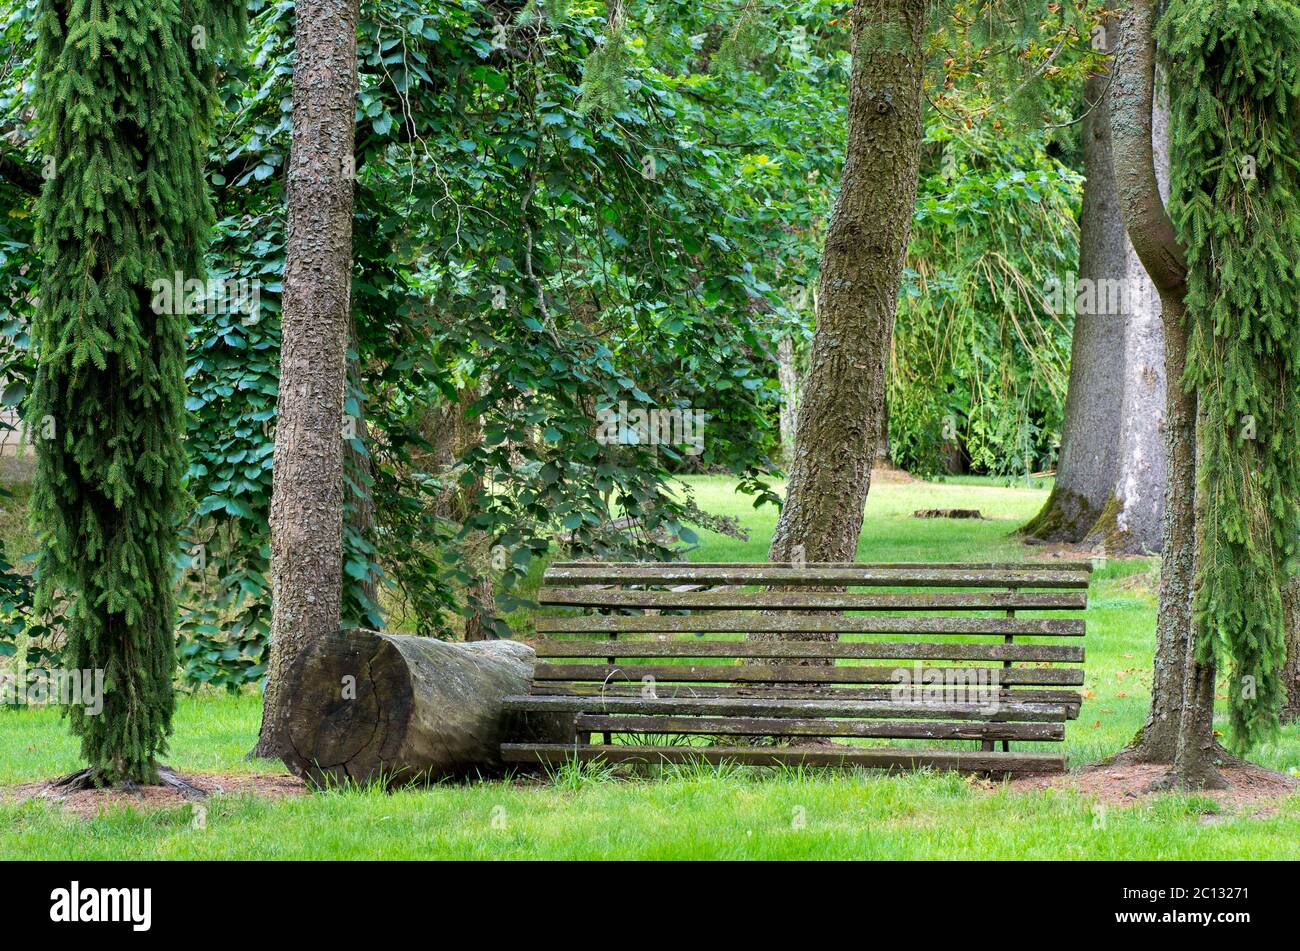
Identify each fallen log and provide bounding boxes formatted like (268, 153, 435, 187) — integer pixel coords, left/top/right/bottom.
(279, 628, 570, 786)
(911, 508, 983, 520)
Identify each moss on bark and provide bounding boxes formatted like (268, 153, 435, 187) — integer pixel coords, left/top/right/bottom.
(1019, 487, 1100, 545)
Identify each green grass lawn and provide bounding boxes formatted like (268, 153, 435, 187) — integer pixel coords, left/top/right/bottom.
(3, 474, 1299, 860)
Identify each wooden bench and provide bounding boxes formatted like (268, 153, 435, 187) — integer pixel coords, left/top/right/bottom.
(502, 561, 1090, 776)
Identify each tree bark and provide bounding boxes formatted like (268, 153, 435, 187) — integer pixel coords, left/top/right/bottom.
(1156, 402, 1227, 789)
(1023, 55, 1126, 544)
(1108, 0, 1222, 786)
(0, 147, 41, 196)
(255, 0, 359, 760)
(1282, 576, 1300, 723)
(1084, 91, 1169, 555)
(428, 385, 497, 641)
(1129, 293, 1196, 765)
(776, 334, 799, 468)
(767, 0, 926, 567)
(278, 629, 564, 786)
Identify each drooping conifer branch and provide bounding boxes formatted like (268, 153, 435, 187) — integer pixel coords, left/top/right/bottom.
(31, 0, 245, 785)
(1161, 0, 1300, 751)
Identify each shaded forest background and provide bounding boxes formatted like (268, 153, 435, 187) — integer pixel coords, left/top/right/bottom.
(0, 0, 1098, 688)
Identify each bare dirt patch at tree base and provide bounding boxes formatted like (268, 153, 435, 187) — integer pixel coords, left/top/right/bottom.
(1006, 761, 1300, 811)
(5, 772, 307, 818)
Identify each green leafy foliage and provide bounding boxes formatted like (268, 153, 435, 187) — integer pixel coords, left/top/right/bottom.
(0, 0, 1098, 695)
(883, 0, 1092, 478)
(890, 123, 1079, 477)
(175, 0, 787, 670)
(0, 2, 39, 664)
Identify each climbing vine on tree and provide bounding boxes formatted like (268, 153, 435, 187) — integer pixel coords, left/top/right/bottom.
(31, 0, 244, 783)
(1162, 0, 1300, 751)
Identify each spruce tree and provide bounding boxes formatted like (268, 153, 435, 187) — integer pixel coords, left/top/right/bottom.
(1162, 0, 1300, 751)
(31, 0, 243, 784)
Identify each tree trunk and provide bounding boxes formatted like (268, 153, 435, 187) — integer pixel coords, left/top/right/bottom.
(1123, 294, 1194, 764)
(255, 0, 359, 760)
(1084, 92, 1169, 555)
(1022, 57, 1126, 544)
(278, 629, 565, 786)
(428, 385, 497, 641)
(776, 334, 799, 468)
(1157, 402, 1228, 789)
(1282, 576, 1300, 723)
(768, 0, 925, 567)
(1109, 1, 1221, 786)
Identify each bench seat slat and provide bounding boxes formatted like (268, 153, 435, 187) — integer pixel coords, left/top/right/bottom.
(504, 694, 1068, 722)
(550, 560, 1093, 574)
(533, 640, 1084, 663)
(538, 588, 1087, 612)
(534, 663, 1085, 687)
(501, 743, 1066, 775)
(528, 681, 1081, 711)
(535, 615, 1085, 637)
(573, 714, 1065, 742)
(543, 565, 1090, 589)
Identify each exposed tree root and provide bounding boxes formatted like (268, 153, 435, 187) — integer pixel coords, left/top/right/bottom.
(1102, 721, 1179, 768)
(1082, 493, 1160, 555)
(1020, 487, 1099, 545)
(1147, 762, 1230, 793)
(42, 766, 209, 801)
(1096, 734, 1252, 793)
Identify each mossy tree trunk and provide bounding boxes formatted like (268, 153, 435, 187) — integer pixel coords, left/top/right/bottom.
(768, 0, 926, 568)
(1022, 42, 1126, 544)
(1282, 576, 1300, 724)
(1109, 0, 1224, 788)
(428, 384, 496, 641)
(1083, 90, 1169, 556)
(256, 0, 359, 760)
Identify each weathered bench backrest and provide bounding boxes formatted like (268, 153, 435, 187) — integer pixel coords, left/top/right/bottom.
(504, 561, 1090, 775)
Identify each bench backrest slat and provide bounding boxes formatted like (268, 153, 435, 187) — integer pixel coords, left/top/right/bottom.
(550, 560, 1093, 573)
(543, 565, 1090, 589)
(506, 693, 1069, 721)
(573, 714, 1066, 743)
(535, 615, 1084, 636)
(538, 587, 1086, 612)
(534, 662, 1084, 687)
(534, 640, 1083, 662)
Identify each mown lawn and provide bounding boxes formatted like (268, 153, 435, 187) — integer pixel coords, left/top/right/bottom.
(3, 474, 1299, 860)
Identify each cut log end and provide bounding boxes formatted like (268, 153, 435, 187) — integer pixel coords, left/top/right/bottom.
(281, 629, 411, 787)
(280, 629, 550, 788)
